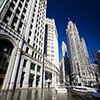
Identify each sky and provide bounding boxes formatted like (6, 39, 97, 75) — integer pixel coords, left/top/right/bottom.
(46, 0, 100, 63)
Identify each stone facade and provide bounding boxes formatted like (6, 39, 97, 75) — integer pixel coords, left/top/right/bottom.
(60, 41, 70, 85)
(59, 41, 70, 84)
(90, 64, 100, 86)
(61, 42, 67, 83)
(43, 18, 60, 88)
(0, 0, 47, 90)
(66, 20, 96, 86)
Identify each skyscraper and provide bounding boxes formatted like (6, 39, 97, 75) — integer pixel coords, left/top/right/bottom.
(43, 18, 59, 88)
(60, 41, 70, 85)
(66, 20, 96, 86)
(61, 42, 67, 83)
(0, 0, 47, 90)
(97, 50, 100, 71)
(45, 18, 59, 68)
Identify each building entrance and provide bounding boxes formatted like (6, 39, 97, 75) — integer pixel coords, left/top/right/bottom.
(0, 39, 14, 90)
(45, 71, 52, 88)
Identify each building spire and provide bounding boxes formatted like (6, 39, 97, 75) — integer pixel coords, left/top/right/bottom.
(67, 20, 74, 30)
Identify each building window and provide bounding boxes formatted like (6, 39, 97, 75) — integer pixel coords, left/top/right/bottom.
(36, 38, 38, 43)
(16, 8, 20, 15)
(51, 50, 54, 53)
(33, 43, 35, 48)
(23, 8, 26, 13)
(26, 0, 29, 2)
(23, 59, 27, 67)
(30, 24, 33, 29)
(51, 55, 54, 57)
(34, 36, 36, 41)
(25, 3, 28, 8)
(29, 31, 32, 36)
(35, 53, 37, 59)
(33, 13, 35, 17)
(27, 38, 30, 43)
(38, 55, 40, 60)
(3, 9, 12, 24)
(36, 45, 37, 50)
(31, 18, 34, 22)
(35, 0, 37, 4)
(32, 51, 34, 57)
(30, 63, 35, 70)
(20, 71, 25, 87)
(10, 2, 15, 9)
(29, 73, 34, 87)
(51, 59, 53, 61)
(21, 14, 25, 20)
(37, 66, 41, 72)
(26, 47, 29, 53)
(34, 8, 36, 12)
(36, 75, 40, 87)
(19, 2, 22, 8)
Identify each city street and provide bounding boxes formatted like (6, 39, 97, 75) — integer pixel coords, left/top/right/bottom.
(69, 89, 99, 100)
(0, 88, 99, 100)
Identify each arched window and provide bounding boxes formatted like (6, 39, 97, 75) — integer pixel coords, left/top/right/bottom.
(0, 39, 14, 89)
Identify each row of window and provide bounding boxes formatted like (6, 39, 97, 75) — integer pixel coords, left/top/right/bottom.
(23, 59, 41, 72)
(31, 3, 45, 53)
(20, 72, 41, 88)
(3, 0, 30, 34)
(26, 0, 38, 43)
(26, 0, 45, 54)
(26, 46, 42, 61)
(33, 43, 42, 53)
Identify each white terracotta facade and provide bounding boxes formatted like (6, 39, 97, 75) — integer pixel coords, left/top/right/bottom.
(66, 21, 96, 86)
(43, 18, 60, 88)
(0, 0, 47, 90)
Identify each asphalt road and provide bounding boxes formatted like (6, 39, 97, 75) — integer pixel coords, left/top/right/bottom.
(69, 89, 99, 100)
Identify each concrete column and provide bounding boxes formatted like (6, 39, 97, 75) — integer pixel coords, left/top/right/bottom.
(2, 47, 17, 90)
(52, 72, 55, 87)
(9, 40, 23, 90)
(16, 58, 24, 89)
(9, 49, 21, 89)
(33, 65, 37, 88)
(43, 69, 46, 88)
(23, 60, 31, 88)
(43, 56, 46, 88)
(55, 73, 57, 87)
(38, 65, 42, 88)
(62, 58, 66, 82)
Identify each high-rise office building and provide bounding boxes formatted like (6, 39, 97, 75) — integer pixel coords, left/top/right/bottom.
(0, 0, 47, 90)
(97, 50, 100, 71)
(61, 42, 67, 83)
(45, 18, 59, 67)
(66, 20, 96, 86)
(43, 18, 59, 88)
(60, 41, 70, 85)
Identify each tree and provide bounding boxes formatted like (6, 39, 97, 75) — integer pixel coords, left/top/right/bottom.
(90, 50, 97, 63)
